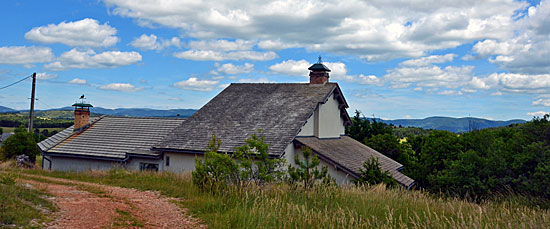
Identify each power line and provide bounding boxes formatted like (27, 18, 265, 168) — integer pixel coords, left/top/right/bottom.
(0, 74, 32, 90)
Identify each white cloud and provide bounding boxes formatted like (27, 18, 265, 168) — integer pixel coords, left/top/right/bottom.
(533, 98, 550, 107)
(173, 50, 277, 61)
(99, 83, 143, 92)
(466, 73, 550, 93)
(104, 0, 526, 60)
(188, 39, 254, 51)
(173, 77, 219, 91)
(384, 65, 474, 89)
(257, 40, 297, 50)
(470, 1, 550, 74)
(36, 72, 57, 80)
(238, 77, 274, 83)
(0, 46, 54, 65)
(527, 111, 549, 117)
(269, 59, 310, 76)
(400, 54, 456, 67)
(437, 90, 463, 96)
(25, 18, 119, 47)
(68, 78, 87, 84)
(45, 49, 142, 71)
(269, 59, 380, 85)
(130, 34, 181, 50)
(216, 63, 254, 74)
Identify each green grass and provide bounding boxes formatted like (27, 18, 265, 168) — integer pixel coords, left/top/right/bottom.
(16, 168, 550, 228)
(0, 127, 64, 134)
(112, 209, 144, 228)
(0, 172, 56, 227)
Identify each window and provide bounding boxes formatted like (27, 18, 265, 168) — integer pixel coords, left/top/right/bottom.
(139, 163, 159, 172)
(166, 156, 170, 167)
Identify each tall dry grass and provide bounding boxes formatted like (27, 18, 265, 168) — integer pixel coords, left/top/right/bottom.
(15, 168, 550, 228)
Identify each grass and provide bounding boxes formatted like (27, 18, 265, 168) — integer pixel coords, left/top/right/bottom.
(0, 171, 57, 227)
(0, 127, 65, 133)
(16, 168, 550, 228)
(112, 209, 144, 228)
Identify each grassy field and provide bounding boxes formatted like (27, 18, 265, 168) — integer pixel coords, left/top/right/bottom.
(0, 169, 57, 227)
(16, 168, 550, 228)
(1, 127, 64, 133)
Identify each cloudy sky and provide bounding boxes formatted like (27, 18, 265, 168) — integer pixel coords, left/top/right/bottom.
(0, 0, 548, 120)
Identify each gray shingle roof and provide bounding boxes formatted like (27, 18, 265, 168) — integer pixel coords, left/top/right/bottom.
(295, 136, 415, 188)
(39, 116, 186, 159)
(155, 83, 349, 155)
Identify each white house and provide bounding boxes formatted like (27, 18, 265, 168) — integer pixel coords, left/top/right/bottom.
(38, 61, 415, 188)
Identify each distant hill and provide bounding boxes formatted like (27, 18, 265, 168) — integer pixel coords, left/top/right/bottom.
(0, 105, 525, 132)
(0, 105, 197, 119)
(0, 106, 16, 113)
(379, 116, 526, 133)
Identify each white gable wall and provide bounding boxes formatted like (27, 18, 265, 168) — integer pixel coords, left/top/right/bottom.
(297, 91, 345, 138)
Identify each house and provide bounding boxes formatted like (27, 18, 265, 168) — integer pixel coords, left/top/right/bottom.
(38, 61, 415, 188)
(1, 132, 15, 146)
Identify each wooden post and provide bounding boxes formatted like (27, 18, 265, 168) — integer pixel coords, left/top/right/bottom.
(28, 72, 36, 132)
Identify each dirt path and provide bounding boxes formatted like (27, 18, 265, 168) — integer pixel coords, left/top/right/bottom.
(19, 174, 203, 228)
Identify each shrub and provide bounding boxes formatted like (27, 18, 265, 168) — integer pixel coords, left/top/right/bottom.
(287, 146, 333, 189)
(354, 156, 397, 187)
(0, 126, 39, 162)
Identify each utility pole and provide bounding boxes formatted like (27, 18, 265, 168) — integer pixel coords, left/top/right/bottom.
(28, 72, 36, 132)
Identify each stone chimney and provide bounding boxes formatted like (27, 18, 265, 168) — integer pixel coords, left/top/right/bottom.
(308, 56, 331, 84)
(72, 97, 93, 132)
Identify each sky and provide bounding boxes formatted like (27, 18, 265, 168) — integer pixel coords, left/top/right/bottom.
(0, 0, 548, 120)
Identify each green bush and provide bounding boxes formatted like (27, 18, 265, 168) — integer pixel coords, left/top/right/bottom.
(0, 126, 39, 162)
(287, 146, 333, 189)
(193, 131, 286, 194)
(354, 157, 397, 187)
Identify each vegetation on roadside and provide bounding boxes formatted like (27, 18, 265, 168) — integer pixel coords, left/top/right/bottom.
(11, 168, 550, 228)
(0, 170, 56, 227)
(0, 126, 39, 163)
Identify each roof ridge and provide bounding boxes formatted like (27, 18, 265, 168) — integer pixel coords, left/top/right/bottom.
(102, 115, 187, 120)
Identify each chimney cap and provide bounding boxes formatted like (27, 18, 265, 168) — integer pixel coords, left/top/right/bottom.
(308, 56, 331, 72)
(72, 103, 93, 108)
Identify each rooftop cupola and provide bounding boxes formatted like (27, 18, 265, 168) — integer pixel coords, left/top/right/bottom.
(308, 56, 331, 84)
(72, 94, 93, 133)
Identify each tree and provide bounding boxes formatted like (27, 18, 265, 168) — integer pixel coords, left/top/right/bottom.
(192, 133, 238, 194)
(346, 110, 392, 143)
(193, 131, 286, 193)
(364, 133, 402, 160)
(233, 130, 286, 184)
(287, 146, 332, 189)
(354, 156, 397, 187)
(0, 126, 39, 162)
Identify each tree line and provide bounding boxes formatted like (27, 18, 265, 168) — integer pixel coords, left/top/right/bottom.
(347, 111, 550, 204)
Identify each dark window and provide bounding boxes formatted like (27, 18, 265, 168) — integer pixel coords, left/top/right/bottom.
(166, 156, 170, 167)
(139, 163, 159, 172)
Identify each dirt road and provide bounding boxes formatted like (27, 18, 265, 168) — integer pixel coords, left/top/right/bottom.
(19, 174, 203, 228)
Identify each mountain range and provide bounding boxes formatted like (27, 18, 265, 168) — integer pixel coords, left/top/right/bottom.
(377, 116, 526, 133)
(1, 105, 526, 132)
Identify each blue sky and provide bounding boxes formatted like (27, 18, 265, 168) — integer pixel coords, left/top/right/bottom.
(0, 0, 548, 120)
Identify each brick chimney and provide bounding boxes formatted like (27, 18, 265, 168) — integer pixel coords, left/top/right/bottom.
(308, 56, 331, 84)
(72, 96, 93, 132)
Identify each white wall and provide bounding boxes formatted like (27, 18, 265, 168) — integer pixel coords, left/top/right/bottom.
(164, 152, 203, 173)
(297, 114, 315, 136)
(48, 156, 121, 172)
(318, 93, 346, 138)
(296, 92, 346, 139)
